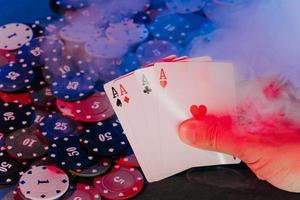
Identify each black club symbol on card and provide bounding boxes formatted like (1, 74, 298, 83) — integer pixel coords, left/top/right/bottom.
(143, 86, 152, 94)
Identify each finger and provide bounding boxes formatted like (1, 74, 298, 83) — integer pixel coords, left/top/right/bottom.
(178, 115, 243, 156)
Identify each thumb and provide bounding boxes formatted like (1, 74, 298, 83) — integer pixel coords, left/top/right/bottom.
(178, 115, 242, 156)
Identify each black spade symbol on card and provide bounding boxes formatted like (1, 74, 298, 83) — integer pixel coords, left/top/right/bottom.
(116, 99, 122, 107)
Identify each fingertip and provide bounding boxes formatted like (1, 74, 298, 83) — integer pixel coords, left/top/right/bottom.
(178, 119, 200, 145)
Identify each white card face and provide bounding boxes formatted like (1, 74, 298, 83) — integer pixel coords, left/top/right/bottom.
(153, 61, 240, 180)
(104, 73, 159, 182)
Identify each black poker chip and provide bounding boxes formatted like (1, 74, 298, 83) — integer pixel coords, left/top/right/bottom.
(69, 158, 112, 177)
(0, 102, 35, 134)
(5, 126, 49, 160)
(39, 112, 79, 142)
(0, 133, 6, 151)
(50, 0, 90, 13)
(30, 87, 56, 108)
(80, 118, 129, 156)
(48, 136, 95, 170)
(0, 152, 23, 185)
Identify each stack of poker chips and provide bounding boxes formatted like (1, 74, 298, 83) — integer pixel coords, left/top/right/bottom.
(0, 0, 236, 199)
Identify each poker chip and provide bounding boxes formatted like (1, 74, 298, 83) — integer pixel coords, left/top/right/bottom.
(115, 52, 141, 73)
(77, 184, 102, 200)
(42, 56, 82, 82)
(59, 24, 103, 44)
(27, 23, 45, 38)
(13, 188, 28, 200)
(33, 109, 48, 126)
(105, 19, 149, 45)
(85, 37, 129, 59)
(2, 189, 15, 200)
(17, 36, 64, 68)
(56, 92, 115, 122)
(136, 40, 179, 65)
(0, 49, 16, 66)
(0, 23, 33, 51)
(50, 0, 90, 13)
(80, 119, 129, 156)
(93, 165, 144, 200)
(165, 0, 207, 13)
(5, 127, 49, 160)
(48, 136, 95, 170)
(64, 186, 94, 200)
(148, 14, 194, 44)
(30, 87, 56, 107)
(115, 147, 139, 168)
(19, 165, 69, 200)
(0, 91, 32, 105)
(133, 12, 152, 24)
(0, 152, 22, 185)
(51, 72, 96, 101)
(30, 157, 53, 168)
(70, 158, 112, 177)
(0, 102, 35, 134)
(0, 63, 35, 92)
(39, 112, 79, 142)
(0, 132, 6, 151)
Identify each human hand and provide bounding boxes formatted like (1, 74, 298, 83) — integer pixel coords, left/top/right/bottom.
(178, 77, 300, 192)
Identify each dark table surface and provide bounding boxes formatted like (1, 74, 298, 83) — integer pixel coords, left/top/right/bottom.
(1, 1, 300, 199)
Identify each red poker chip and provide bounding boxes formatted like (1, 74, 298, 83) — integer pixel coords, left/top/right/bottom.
(77, 184, 102, 200)
(115, 154, 140, 168)
(65, 188, 93, 200)
(0, 49, 16, 66)
(0, 92, 32, 105)
(93, 165, 144, 200)
(56, 92, 115, 122)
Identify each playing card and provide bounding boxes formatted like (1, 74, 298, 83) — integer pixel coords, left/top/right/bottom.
(104, 56, 182, 182)
(153, 61, 240, 179)
(104, 73, 158, 181)
(134, 56, 213, 181)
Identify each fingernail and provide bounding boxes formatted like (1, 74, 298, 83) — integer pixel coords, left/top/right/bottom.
(179, 121, 197, 145)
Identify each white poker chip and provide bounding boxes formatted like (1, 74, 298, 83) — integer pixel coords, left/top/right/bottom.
(19, 165, 69, 200)
(105, 19, 149, 45)
(85, 37, 129, 59)
(59, 24, 103, 43)
(0, 23, 33, 50)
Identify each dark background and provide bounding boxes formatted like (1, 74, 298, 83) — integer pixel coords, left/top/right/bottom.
(1, 1, 300, 199)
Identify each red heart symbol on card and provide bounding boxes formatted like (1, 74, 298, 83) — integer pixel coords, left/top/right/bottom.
(160, 80, 167, 88)
(190, 104, 207, 119)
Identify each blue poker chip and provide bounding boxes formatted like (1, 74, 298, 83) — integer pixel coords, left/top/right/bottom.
(48, 136, 95, 170)
(116, 52, 141, 73)
(51, 72, 96, 101)
(0, 102, 35, 134)
(39, 112, 79, 142)
(17, 37, 64, 68)
(80, 118, 129, 156)
(0, 63, 34, 92)
(136, 40, 179, 65)
(165, 0, 207, 13)
(148, 14, 195, 44)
